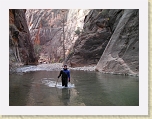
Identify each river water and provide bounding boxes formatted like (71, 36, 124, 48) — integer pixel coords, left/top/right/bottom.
(9, 68, 139, 106)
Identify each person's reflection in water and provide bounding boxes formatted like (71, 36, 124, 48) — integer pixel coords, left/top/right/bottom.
(61, 88, 70, 106)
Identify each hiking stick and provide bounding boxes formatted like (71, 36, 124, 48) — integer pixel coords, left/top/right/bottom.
(55, 78, 59, 86)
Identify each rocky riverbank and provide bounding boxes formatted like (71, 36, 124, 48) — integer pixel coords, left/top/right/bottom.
(9, 62, 24, 73)
(14, 63, 96, 73)
(12, 63, 138, 77)
(70, 65, 96, 71)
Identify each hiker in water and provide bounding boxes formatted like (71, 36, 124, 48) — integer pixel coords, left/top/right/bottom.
(58, 64, 70, 87)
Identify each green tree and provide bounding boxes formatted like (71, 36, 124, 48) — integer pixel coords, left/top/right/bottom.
(75, 27, 81, 35)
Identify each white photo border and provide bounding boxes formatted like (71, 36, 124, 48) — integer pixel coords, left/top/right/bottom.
(0, 0, 148, 115)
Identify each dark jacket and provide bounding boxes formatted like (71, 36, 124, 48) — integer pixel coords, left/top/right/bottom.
(58, 68, 70, 79)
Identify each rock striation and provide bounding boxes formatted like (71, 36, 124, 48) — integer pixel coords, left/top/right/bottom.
(68, 9, 123, 67)
(68, 9, 139, 76)
(25, 9, 139, 76)
(9, 9, 37, 71)
(96, 9, 139, 76)
(26, 9, 69, 63)
(25, 9, 90, 63)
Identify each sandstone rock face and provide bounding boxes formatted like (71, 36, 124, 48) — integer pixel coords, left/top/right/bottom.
(25, 9, 90, 63)
(96, 9, 139, 76)
(25, 9, 139, 76)
(26, 9, 68, 45)
(68, 9, 124, 67)
(65, 9, 90, 50)
(9, 9, 37, 70)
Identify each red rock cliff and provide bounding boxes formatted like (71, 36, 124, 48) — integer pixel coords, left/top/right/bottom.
(9, 9, 37, 70)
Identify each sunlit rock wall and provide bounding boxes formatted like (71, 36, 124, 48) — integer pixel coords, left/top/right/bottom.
(25, 9, 90, 63)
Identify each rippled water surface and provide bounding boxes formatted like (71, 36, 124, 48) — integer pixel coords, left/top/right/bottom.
(9, 70, 139, 106)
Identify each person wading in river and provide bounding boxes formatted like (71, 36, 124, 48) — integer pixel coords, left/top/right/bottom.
(58, 64, 70, 87)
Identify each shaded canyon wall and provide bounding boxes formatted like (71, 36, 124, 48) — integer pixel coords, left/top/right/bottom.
(68, 9, 126, 67)
(9, 9, 37, 71)
(68, 9, 139, 76)
(96, 9, 139, 76)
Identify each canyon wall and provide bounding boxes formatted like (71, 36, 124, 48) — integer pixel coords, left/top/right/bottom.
(25, 9, 139, 76)
(9, 9, 37, 71)
(96, 9, 139, 76)
(68, 9, 139, 76)
(25, 9, 90, 63)
(68, 9, 123, 67)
